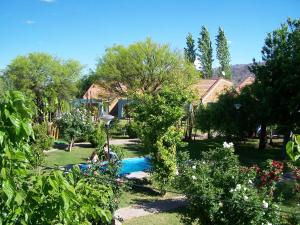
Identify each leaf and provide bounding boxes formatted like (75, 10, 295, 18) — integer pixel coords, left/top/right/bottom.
(8, 113, 21, 135)
(2, 179, 15, 206)
(21, 121, 33, 136)
(61, 191, 70, 210)
(286, 140, 295, 161)
(15, 192, 25, 205)
(0, 131, 4, 145)
(1, 168, 7, 179)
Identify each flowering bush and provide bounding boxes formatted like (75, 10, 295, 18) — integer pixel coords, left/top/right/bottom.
(176, 143, 281, 225)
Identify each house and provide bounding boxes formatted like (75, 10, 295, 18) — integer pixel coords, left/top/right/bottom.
(191, 78, 234, 106)
(81, 83, 129, 119)
(236, 76, 255, 92)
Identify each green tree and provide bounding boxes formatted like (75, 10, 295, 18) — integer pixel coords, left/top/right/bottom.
(198, 26, 213, 78)
(96, 38, 197, 95)
(184, 33, 196, 63)
(250, 18, 300, 155)
(4, 53, 82, 123)
(56, 108, 93, 151)
(216, 27, 232, 79)
(130, 87, 191, 193)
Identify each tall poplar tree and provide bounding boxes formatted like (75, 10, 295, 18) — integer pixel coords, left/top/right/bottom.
(184, 33, 196, 63)
(198, 26, 213, 78)
(216, 27, 232, 80)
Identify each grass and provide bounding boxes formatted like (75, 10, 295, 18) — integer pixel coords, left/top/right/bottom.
(44, 141, 147, 167)
(119, 185, 180, 208)
(44, 146, 95, 166)
(121, 143, 147, 158)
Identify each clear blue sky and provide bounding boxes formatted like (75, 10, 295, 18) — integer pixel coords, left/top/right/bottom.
(1, 0, 299, 71)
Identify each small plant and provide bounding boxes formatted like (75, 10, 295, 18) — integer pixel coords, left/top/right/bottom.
(125, 122, 138, 138)
(89, 123, 106, 148)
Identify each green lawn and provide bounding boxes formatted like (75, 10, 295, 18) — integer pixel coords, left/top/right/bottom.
(119, 186, 180, 208)
(44, 142, 147, 167)
(44, 146, 95, 166)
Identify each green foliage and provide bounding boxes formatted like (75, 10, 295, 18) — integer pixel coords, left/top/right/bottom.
(176, 145, 281, 225)
(131, 87, 190, 194)
(89, 123, 106, 148)
(251, 18, 300, 136)
(152, 127, 185, 194)
(3, 53, 82, 122)
(131, 87, 190, 150)
(286, 134, 300, 161)
(0, 91, 116, 224)
(96, 38, 198, 95)
(125, 122, 139, 138)
(216, 27, 232, 79)
(184, 33, 196, 63)
(198, 26, 213, 78)
(31, 122, 54, 166)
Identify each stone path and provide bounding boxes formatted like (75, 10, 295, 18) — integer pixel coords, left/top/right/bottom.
(110, 138, 140, 146)
(114, 196, 186, 222)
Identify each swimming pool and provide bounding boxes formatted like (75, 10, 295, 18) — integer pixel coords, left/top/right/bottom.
(78, 156, 151, 176)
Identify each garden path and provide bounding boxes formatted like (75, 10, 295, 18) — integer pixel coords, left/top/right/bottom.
(114, 196, 186, 222)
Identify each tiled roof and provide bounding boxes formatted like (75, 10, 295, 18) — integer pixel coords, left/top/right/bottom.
(191, 79, 218, 99)
(83, 83, 114, 100)
(237, 76, 255, 92)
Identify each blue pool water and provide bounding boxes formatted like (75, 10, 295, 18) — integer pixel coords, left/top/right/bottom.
(119, 157, 151, 175)
(78, 157, 151, 176)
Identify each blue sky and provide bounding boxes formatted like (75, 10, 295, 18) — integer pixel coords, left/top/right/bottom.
(0, 0, 299, 71)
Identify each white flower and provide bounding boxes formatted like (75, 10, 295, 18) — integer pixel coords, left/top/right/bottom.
(192, 165, 196, 170)
(175, 169, 179, 175)
(262, 200, 269, 209)
(219, 202, 223, 207)
(236, 184, 242, 191)
(223, 141, 230, 148)
(229, 142, 234, 148)
(267, 222, 272, 225)
(248, 179, 253, 184)
(192, 175, 197, 180)
(243, 195, 249, 201)
(230, 188, 234, 193)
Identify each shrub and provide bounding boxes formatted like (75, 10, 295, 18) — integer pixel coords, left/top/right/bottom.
(110, 119, 126, 136)
(89, 123, 106, 148)
(125, 122, 138, 138)
(31, 122, 54, 165)
(176, 143, 281, 225)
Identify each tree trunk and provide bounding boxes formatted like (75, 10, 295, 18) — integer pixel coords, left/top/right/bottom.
(68, 138, 74, 152)
(259, 123, 267, 150)
(269, 126, 273, 145)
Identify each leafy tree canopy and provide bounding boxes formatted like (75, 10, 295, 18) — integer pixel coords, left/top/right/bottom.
(95, 38, 198, 95)
(3, 52, 83, 122)
(184, 33, 196, 63)
(216, 27, 232, 79)
(198, 26, 213, 78)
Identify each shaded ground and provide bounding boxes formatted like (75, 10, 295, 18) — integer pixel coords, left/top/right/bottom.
(115, 196, 186, 221)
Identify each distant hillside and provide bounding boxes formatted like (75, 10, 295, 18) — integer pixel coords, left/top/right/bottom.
(213, 64, 255, 85)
